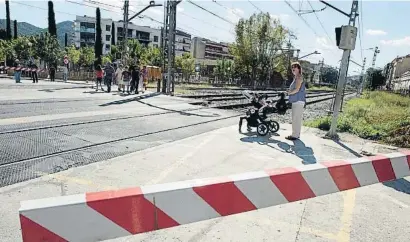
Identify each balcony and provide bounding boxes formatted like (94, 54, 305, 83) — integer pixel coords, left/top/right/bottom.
(80, 27, 95, 33)
(205, 48, 224, 54)
(137, 36, 150, 42)
(81, 38, 95, 44)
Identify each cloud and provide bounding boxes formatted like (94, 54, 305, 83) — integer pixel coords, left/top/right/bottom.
(366, 29, 387, 36)
(177, 6, 184, 12)
(226, 8, 244, 23)
(270, 14, 291, 23)
(380, 36, 410, 47)
(316, 37, 336, 50)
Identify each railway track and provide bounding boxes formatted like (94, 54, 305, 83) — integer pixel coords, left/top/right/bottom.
(176, 90, 334, 99)
(0, 91, 355, 187)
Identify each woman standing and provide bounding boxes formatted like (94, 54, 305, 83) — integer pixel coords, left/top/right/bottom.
(286, 62, 306, 140)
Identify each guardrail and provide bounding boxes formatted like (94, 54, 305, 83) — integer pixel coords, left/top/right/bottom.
(19, 151, 410, 241)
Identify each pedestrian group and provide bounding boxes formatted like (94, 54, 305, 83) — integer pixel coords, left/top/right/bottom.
(95, 62, 148, 95)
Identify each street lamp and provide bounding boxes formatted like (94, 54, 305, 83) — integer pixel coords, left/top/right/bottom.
(298, 50, 321, 60)
(128, 1, 163, 22)
(122, 1, 162, 65)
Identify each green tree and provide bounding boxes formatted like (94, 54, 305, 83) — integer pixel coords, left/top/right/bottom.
(101, 55, 111, 65)
(13, 20, 17, 39)
(66, 45, 80, 65)
(95, 7, 102, 67)
(214, 58, 233, 82)
(5, 0, 11, 40)
(365, 68, 386, 90)
(79, 46, 94, 67)
(12, 36, 34, 60)
(0, 39, 14, 61)
(232, 12, 288, 87)
(321, 67, 338, 84)
(108, 45, 119, 61)
(175, 53, 195, 81)
(127, 39, 145, 61)
(35, 32, 61, 65)
(111, 22, 115, 45)
(142, 47, 161, 66)
(48, 1, 57, 37)
(0, 29, 7, 40)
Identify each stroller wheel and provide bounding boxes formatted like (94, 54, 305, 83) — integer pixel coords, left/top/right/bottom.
(257, 123, 269, 136)
(269, 121, 280, 133)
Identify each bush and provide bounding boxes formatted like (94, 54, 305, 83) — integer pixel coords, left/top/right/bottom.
(305, 91, 410, 147)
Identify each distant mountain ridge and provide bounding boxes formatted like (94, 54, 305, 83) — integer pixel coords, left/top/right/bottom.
(0, 19, 73, 46)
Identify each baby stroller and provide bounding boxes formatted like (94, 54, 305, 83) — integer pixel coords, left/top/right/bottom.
(239, 91, 289, 136)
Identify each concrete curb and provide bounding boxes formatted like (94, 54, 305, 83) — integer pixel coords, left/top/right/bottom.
(19, 151, 410, 242)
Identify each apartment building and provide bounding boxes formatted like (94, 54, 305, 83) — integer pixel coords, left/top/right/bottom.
(384, 54, 410, 90)
(73, 16, 112, 54)
(174, 29, 191, 57)
(191, 37, 233, 65)
(73, 16, 162, 55)
(115, 21, 161, 49)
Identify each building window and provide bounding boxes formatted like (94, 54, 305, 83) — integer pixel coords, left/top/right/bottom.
(106, 35, 110, 41)
(154, 36, 159, 42)
(106, 44, 111, 50)
(106, 25, 111, 31)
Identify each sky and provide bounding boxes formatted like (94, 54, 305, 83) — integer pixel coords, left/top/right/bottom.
(1, 0, 410, 75)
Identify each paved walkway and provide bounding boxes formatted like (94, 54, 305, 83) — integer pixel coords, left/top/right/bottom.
(1, 123, 409, 242)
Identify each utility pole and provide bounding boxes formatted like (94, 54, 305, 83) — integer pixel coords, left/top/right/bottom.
(122, 0, 129, 66)
(359, 57, 366, 94)
(161, 1, 169, 93)
(372, 46, 380, 68)
(285, 39, 292, 89)
(319, 58, 324, 85)
(165, 0, 178, 95)
(325, 0, 359, 138)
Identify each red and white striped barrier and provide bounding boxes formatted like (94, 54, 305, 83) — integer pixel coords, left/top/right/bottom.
(0, 66, 46, 72)
(19, 151, 410, 242)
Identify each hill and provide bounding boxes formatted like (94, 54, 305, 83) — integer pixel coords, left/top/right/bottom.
(0, 19, 73, 46)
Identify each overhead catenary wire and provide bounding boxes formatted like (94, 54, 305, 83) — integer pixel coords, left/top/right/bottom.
(12, 1, 78, 17)
(307, 0, 333, 45)
(283, 0, 319, 37)
(358, 0, 364, 62)
(186, 0, 235, 25)
(284, 0, 362, 66)
(65, 0, 123, 15)
(247, 0, 262, 13)
(139, 15, 220, 42)
(212, 0, 242, 18)
(179, 12, 233, 34)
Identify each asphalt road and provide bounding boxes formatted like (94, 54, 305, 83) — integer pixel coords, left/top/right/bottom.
(0, 77, 409, 242)
(0, 78, 240, 187)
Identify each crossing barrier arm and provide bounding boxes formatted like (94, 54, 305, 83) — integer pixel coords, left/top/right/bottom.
(19, 151, 410, 242)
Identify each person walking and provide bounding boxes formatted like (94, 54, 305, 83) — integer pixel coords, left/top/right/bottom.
(286, 62, 306, 141)
(62, 64, 68, 82)
(49, 64, 56, 82)
(31, 63, 38, 83)
(95, 65, 104, 91)
(122, 66, 131, 94)
(141, 65, 147, 93)
(14, 59, 22, 83)
(103, 62, 115, 93)
(115, 64, 124, 92)
(130, 65, 140, 95)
